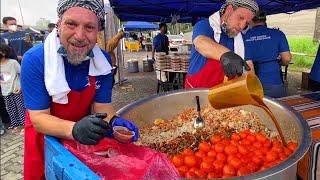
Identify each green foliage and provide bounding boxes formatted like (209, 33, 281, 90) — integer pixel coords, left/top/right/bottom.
(287, 36, 319, 69)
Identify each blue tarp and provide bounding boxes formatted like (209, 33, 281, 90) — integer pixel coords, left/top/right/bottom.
(123, 21, 158, 31)
(109, 0, 320, 23)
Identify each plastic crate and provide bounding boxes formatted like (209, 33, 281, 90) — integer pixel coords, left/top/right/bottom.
(45, 136, 100, 180)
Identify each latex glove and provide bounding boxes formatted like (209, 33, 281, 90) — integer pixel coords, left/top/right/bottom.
(109, 116, 139, 142)
(72, 115, 109, 145)
(220, 51, 251, 78)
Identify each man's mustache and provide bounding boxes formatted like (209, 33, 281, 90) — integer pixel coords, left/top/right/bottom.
(68, 39, 89, 47)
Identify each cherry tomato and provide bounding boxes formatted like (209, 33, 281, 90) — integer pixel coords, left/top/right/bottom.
(247, 162, 259, 172)
(202, 156, 215, 163)
(227, 154, 238, 163)
(177, 165, 189, 176)
(247, 134, 256, 142)
(224, 145, 238, 155)
(211, 134, 222, 144)
(182, 148, 194, 156)
(184, 155, 197, 167)
(261, 147, 270, 155)
(253, 149, 264, 157)
(279, 152, 287, 161)
(252, 156, 263, 166)
(213, 160, 225, 173)
(214, 143, 225, 153)
(252, 141, 263, 149)
(272, 145, 283, 153)
(255, 132, 267, 143)
(194, 168, 206, 178)
(223, 164, 236, 176)
(200, 161, 214, 173)
(264, 139, 272, 148)
(272, 139, 282, 148)
(237, 166, 250, 176)
(195, 151, 206, 159)
(228, 157, 242, 169)
(241, 154, 251, 164)
(199, 142, 211, 153)
(216, 152, 227, 162)
(172, 155, 184, 167)
(241, 139, 251, 146)
(185, 171, 196, 178)
(287, 141, 298, 152)
(207, 172, 219, 178)
(188, 167, 196, 173)
(265, 151, 279, 163)
(283, 147, 293, 156)
(230, 139, 239, 146)
(231, 133, 241, 141)
(238, 145, 249, 155)
(207, 150, 217, 158)
(221, 138, 231, 146)
(239, 130, 250, 139)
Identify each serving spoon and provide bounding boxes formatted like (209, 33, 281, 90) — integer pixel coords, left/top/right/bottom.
(193, 96, 205, 129)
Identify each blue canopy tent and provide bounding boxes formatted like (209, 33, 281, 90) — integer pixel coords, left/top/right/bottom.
(109, 0, 320, 23)
(123, 21, 158, 31)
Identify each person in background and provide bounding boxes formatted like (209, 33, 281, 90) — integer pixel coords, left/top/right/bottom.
(0, 43, 25, 130)
(21, 0, 139, 179)
(244, 11, 291, 98)
(1, 17, 28, 61)
(105, 30, 125, 87)
(0, 37, 16, 127)
(23, 33, 33, 53)
(44, 23, 56, 40)
(185, 0, 258, 89)
(308, 45, 320, 91)
(151, 23, 169, 61)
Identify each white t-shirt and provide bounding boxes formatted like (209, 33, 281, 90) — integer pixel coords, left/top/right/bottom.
(0, 59, 21, 96)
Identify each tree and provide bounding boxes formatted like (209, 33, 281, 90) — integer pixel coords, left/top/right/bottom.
(36, 18, 50, 30)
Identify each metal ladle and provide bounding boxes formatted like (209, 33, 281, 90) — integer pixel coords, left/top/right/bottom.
(193, 96, 205, 129)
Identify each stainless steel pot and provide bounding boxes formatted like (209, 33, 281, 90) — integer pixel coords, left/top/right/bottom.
(117, 89, 311, 180)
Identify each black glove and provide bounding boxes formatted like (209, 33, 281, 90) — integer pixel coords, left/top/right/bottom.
(72, 114, 110, 145)
(220, 51, 251, 78)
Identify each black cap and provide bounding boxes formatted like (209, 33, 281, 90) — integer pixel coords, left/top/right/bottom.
(253, 11, 267, 22)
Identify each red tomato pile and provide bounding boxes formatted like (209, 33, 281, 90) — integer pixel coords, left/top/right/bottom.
(171, 130, 298, 178)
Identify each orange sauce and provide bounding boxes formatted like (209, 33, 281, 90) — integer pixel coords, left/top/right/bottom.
(252, 95, 286, 145)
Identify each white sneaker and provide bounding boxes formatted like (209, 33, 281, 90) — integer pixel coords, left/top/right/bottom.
(0, 129, 5, 135)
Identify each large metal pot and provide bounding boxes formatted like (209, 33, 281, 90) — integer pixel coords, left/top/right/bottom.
(117, 89, 311, 180)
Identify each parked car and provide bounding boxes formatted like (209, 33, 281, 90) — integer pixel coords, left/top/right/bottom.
(167, 34, 186, 51)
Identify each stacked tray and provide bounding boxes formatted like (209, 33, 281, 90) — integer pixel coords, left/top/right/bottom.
(170, 52, 181, 71)
(180, 54, 190, 71)
(155, 52, 170, 70)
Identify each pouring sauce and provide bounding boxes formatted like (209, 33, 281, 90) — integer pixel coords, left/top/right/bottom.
(251, 95, 286, 146)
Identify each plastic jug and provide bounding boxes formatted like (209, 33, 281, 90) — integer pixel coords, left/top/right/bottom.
(208, 73, 264, 109)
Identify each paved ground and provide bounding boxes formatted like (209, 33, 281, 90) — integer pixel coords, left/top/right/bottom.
(0, 51, 311, 179)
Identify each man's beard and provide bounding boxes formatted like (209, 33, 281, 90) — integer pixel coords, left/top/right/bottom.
(221, 21, 237, 38)
(66, 39, 90, 65)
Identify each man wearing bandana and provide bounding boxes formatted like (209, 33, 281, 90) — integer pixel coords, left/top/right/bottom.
(20, 1, 139, 179)
(185, 0, 259, 89)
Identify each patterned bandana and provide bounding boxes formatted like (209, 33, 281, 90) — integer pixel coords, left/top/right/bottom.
(57, 0, 105, 30)
(220, 0, 259, 15)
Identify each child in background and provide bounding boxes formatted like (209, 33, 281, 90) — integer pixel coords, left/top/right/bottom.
(0, 43, 25, 130)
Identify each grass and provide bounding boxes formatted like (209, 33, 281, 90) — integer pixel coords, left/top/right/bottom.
(287, 36, 319, 70)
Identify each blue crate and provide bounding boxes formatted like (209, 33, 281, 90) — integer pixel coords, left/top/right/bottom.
(45, 136, 100, 180)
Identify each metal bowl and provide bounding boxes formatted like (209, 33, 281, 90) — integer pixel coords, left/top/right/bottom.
(117, 89, 311, 180)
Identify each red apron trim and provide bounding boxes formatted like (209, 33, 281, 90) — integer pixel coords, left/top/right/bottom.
(185, 58, 224, 89)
